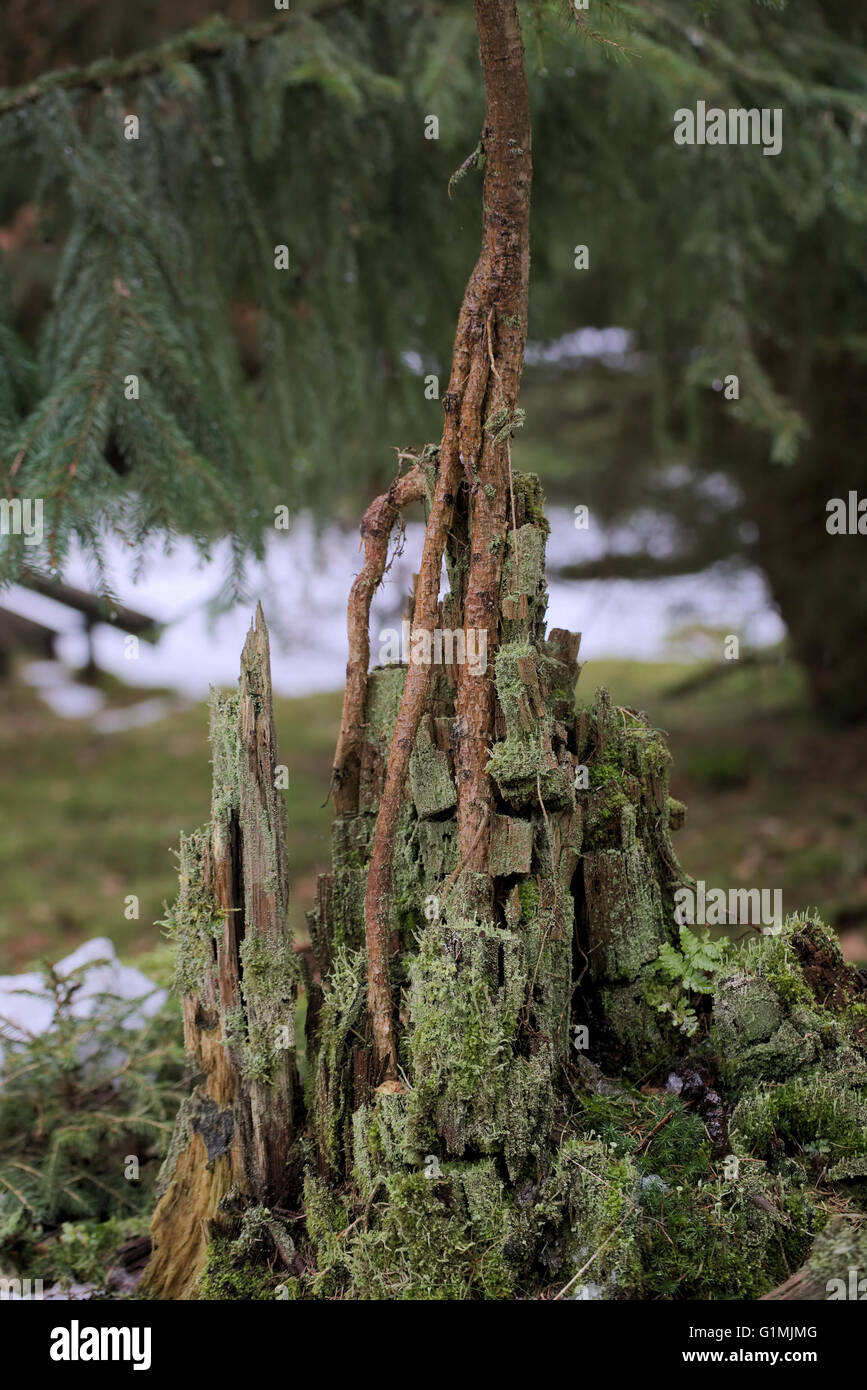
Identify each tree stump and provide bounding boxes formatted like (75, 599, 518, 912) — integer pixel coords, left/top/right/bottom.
(141, 606, 299, 1300)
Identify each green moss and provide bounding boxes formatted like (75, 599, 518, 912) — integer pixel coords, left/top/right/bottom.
(160, 828, 225, 997)
(500, 524, 546, 604)
(535, 1138, 642, 1297)
(510, 471, 550, 534)
(516, 877, 540, 920)
(308, 946, 367, 1173)
(638, 1161, 817, 1300)
(486, 733, 574, 810)
(198, 1236, 277, 1300)
(344, 1163, 518, 1300)
(711, 916, 859, 1089)
(209, 688, 241, 823)
(409, 719, 456, 819)
(589, 760, 623, 788)
(803, 1219, 867, 1291)
(302, 1172, 350, 1297)
(400, 916, 565, 1178)
(731, 1073, 867, 1167)
(238, 929, 299, 1085)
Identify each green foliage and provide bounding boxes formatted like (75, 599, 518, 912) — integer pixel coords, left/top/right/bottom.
(47, 1215, 148, 1288)
(646, 924, 729, 1035)
(0, 955, 185, 1280)
(0, 0, 862, 609)
(0, 3, 483, 586)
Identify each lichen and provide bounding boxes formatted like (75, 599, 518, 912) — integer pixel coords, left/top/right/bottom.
(160, 828, 224, 997)
(238, 929, 300, 1085)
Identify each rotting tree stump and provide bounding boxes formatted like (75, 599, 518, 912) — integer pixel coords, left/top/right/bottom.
(141, 606, 299, 1300)
(307, 468, 688, 1188)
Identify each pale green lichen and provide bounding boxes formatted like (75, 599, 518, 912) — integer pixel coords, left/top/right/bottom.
(408, 719, 456, 819)
(160, 827, 225, 998)
(209, 688, 241, 823)
(238, 929, 300, 1085)
(365, 665, 408, 748)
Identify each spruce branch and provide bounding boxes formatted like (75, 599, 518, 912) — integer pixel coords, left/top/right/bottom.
(0, 8, 346, 117)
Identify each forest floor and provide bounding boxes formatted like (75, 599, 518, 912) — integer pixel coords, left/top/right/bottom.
(0, 651, 865, 976)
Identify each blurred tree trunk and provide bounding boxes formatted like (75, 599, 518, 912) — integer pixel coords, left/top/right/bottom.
(745, 355, 867, 725)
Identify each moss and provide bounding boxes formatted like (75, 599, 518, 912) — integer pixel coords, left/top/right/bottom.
(302, 1171, 349, 1292)
(516, 877, 540, 920)
(500, 524, 546, 604)
(535, 1138, 643, 1298)
(409, 719, 456, 819)
(484, 404, 525, 445)
(401, 917, 561, 1178)
(731, 1072, 867, 1167)
(352, 1092, 417, 1197)
(308, 946, 367, 1174)
(510, 471, 550, 534)
(326, 815, 372, 953)
(637, 1161, 817, 1300)
(589, 760, 623, 789)
(486, 733, 574, 810)
(711, 916, 860, 1090)
(161, 828, 225, 997)
(208, 688, 241, 823)
(198, 1236, 277, 1300)
(804, 1219, 867, 1291)
(238, 929, 299, 1085)
(343, 1163, 518, 1300)
(417, 819, 459, 881)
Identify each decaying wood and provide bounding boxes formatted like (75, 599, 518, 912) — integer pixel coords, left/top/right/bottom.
(331, 462, 426, 816)
(142, 604, 297, 1299)
(454, 0, 532, 882)
(362, 0, 533, 1075)
(239, 610, 297, 1196)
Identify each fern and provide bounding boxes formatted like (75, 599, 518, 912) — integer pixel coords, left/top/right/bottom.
(646, 925, 730, 1036)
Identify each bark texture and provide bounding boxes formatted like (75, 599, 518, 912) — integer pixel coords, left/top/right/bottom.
(141, 605, 299, 1299)
(361, 0, 533, 1076)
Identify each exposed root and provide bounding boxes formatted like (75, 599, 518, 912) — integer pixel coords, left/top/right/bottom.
(331, 462, 426, 816)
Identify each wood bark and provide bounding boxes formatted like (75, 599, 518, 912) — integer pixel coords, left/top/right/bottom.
(453, 0, 532, 883)
(362, 0, 533, 1075)
(142, 605, 298, 1298)
(331, 463, 426, 815)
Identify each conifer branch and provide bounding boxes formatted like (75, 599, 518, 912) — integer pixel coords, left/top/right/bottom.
(0, 9, 345, 116)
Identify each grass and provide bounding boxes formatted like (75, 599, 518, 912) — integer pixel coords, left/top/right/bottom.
(0, 650, 865, 975)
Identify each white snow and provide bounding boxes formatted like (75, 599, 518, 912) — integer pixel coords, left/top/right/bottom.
(0, 937, 167, 1072)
